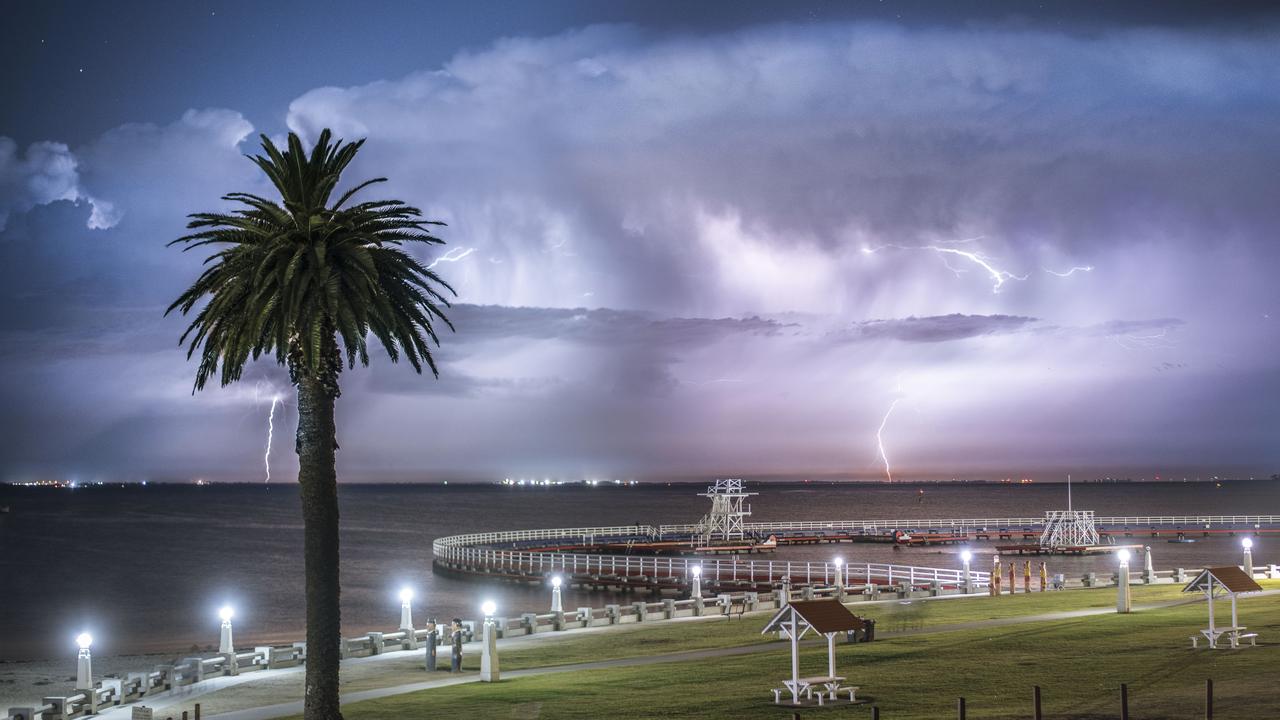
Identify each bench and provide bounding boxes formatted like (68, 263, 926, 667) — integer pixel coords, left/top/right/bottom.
(1237, 633, 1258, 648)
(1190, 635, 1200, 649)
(721, 599, 746, 620)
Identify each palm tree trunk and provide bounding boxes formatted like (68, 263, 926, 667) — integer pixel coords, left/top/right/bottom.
(296, 375, 343, 720)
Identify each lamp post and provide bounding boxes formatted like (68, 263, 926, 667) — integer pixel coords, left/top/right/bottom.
(75, 633, 93, 690)
(399, 588, 415, 632)
(833, 557, 844, 594)
(1242, 538, 1255, 578)
(480, 600, 499, 682)
(551, 575, 564, 613)
(960, 550, 973, 594)
(1116, 550, 1132, 613)
(218, 606, 235, 654)
(691, 565, 703, 600)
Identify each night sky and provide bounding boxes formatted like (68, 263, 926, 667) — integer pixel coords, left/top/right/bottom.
(1, 1, 1278, 482)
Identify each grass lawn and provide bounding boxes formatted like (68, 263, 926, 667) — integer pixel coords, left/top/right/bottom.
(321, 581, 1280, 719)
(485, 582, 1200, 672)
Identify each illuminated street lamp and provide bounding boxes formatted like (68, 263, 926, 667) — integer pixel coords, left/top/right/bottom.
(1242, 537, 1255, 578)
(550, 575, 564, 613)
(480, 600, 499, 682)
(218, 606, 235, 654)
(1116, 550, 1132, 614)
(691, 564, 703, 600)
(960, 550, 973, 593)
(398, 587, 415, 632)
(75, 633, 93, 690)
(833, 557, 845, 590)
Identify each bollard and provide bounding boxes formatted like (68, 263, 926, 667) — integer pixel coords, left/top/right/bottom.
(424, 622, 440, 671)
(1039, 562, 1047, 592)
(1009, 564, 1016, 595)
(449, 619, 463, 673)
(1024, 561, 1031, 594)
(871, 706, 880, 720)
(182, 712, 188, 720)
(1205, 678, 1213, 719)
(195, 703, 201, 719)
(1120, 683, 1129, 720)
(957, 697, 966, 719)
(1033, 685, 1042, 720)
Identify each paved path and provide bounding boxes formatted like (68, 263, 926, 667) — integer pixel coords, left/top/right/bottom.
(206, 592, 1264, 720)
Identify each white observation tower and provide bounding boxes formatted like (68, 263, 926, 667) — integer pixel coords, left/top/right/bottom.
(1039, 474, 1100, 549)
(697, 479, 757, 544)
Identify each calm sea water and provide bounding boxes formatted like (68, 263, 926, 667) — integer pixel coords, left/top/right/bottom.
(0, 481, 1275, 661)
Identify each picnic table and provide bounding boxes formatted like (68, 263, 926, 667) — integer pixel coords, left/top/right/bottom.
(796, 675, 847, 701)
(1200, 626, 1246, 649)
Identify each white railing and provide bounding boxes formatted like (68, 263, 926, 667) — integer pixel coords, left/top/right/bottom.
(434, 526, 990, 587)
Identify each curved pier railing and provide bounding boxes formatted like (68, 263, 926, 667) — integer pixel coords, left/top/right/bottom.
(433, 524, 990, 589)
(657, 515, 1280, 534)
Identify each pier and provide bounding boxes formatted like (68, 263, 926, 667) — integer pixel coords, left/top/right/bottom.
(433, 513, 1280, 592)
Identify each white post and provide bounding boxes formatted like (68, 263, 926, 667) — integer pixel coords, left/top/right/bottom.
(691, 566, 703, 600)
(399, 589, 414, 633)
(1231, 593, 1238, 631)
(961, 550, 973, 594)
(75, 634, 93, 690)
(1242, 538, 1255, 578)
(480, 602, 499, 682)
(218, 606, 235, 654)
(1207, 576, 1216, 637)
(551, 576, 564, 613)
(1116, 551, 1131, 613)
(789, 616, 800, 704)
(827, 632, 836, 678)
(1143, 546, 1154, 580)
(833, 557, 844, 591)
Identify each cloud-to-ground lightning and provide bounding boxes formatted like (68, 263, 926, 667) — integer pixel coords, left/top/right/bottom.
(860, 239, 1027, 293)
(426, 247, 477, 269)
(1043, 265, 1094, 277)
(875, 397, 901, 483)
(264, 395, 281, 484)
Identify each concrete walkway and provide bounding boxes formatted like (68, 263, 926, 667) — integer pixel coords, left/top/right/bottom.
(203, 591, 1260, 720)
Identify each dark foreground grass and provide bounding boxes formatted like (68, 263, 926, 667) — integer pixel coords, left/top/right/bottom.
(326, 583, 1280, 720)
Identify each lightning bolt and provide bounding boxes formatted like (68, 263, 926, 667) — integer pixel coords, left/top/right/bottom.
(1043, 265, 1094, 277)
(426, 247, 477, 269)
(264, 395, 281, 484)
(860, 239, 1027, 293)
(876, 398, 900, 483)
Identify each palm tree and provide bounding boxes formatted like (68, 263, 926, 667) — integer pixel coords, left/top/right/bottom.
(167, 130, 454, 720)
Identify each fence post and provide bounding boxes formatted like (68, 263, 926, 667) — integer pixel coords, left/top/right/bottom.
(871, 706, 880, 720)
(1205, 678, 1213, 720)
(1033, 685, 1042, 720)
(957, 697, 966, 719)
(1120, 683, 1129, 720)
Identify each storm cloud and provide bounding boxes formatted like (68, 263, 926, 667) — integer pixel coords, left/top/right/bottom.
(1, 20, 1278, 480)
